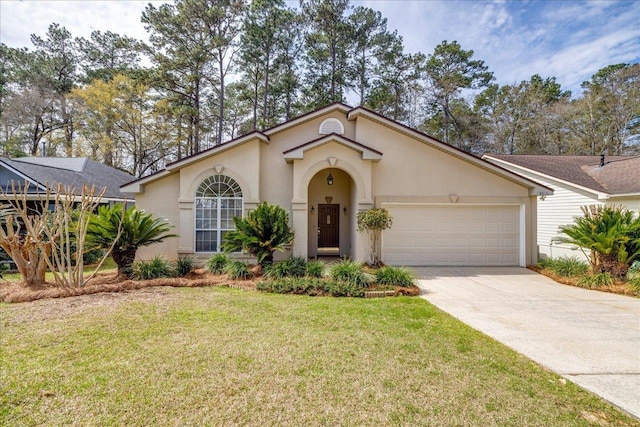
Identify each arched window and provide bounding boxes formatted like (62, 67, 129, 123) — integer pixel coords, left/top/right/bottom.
(194, 175, 243, 252)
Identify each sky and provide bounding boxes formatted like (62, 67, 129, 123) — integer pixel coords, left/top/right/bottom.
(1, 0, 639, 96)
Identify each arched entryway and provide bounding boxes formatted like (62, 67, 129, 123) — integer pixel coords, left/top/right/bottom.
(307, 168, 356, 258)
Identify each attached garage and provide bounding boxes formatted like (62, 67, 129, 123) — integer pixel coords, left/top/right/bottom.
(382, 204, 523, 266)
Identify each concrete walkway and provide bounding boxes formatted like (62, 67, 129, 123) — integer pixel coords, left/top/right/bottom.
(414, 267, 640, 419)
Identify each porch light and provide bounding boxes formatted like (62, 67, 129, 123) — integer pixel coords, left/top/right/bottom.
(343, 206, 347, 215)
(327, 171, 334, 185)
(311, 205, 315, 214)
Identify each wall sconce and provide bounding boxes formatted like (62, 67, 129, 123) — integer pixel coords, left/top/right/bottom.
(343, 206, 347, 215)
(327, 171, 334, 185)
(310, 205, 315, 214)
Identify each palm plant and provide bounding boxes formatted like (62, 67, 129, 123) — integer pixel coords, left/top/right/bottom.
(87, 205, 177, 278)
(221, 202, 294, 267)
(556, 205, 640, 278)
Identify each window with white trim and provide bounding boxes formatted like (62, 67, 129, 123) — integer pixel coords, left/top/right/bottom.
(194, 175, 243, 252)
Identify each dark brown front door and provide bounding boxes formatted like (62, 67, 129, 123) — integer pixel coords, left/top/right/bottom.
(318, 204, 339, 248)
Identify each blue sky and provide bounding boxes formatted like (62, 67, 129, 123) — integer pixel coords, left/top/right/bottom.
(1, 0, 638, 95)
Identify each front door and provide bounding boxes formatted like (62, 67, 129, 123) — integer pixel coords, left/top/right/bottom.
(318, 204, 339, 248)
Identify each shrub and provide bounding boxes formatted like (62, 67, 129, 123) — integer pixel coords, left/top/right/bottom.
(329, 259, 374, 288)
(324, 280, 365, 297)
(221, 202, 294, 266)
(540, 256, 589, 277)
(174, 256, 196, 277)
(628, 277, 640, 295)
(224, 260, 252, 280)
(556, 204, 640, 278)
(132, 256, 175, 280)
(577, 272, 615, 289)
(264, 256, 307, 279)
(206, 253, 229, 274)
(305, 259, 325, 278)
(257, 277, 324, 295)
(82, 248, 106, 265)
(376, 266, 416, 287)
(628, 261, 640, 279)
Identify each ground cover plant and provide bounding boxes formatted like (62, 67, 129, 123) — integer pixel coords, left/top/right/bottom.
(1, 288, 637, 426)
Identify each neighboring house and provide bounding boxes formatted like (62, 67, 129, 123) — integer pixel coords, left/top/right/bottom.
(122, 103, 551, 267)
(0, 156, 134, 204)
(483, 154, 640, 260)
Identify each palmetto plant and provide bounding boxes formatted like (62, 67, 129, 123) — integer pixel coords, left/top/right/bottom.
(87, 205, 177, 278)
(556, 205, 640, 278)
(221, 202, 294, 266)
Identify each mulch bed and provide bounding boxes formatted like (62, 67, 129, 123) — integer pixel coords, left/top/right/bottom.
(0, 269, 257, 303)
(528, 265, 638, 297)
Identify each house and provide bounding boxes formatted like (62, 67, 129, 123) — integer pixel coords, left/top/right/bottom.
(483, 154, 640, 260)
(0, 156, 134, 204)
(122, 103, 552, 266)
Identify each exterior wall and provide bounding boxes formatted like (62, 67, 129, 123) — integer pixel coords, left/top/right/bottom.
(136, 172, 181, 260)
(607, 197, 640, 212)
(132, 108, 539, 265)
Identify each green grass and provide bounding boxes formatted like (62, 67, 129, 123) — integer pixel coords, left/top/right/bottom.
(1, 289, 637, 426)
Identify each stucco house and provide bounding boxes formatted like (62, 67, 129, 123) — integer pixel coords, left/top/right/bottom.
(122, 103, 551, 267)
(0, 156, 134, 204)
(483, 154, 640, 260)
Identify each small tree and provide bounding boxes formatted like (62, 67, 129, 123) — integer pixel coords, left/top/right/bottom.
(87, 205, 177, 278)
(222, 202, 294, 267)
(357, 208, 393, 267)
(0, 181, 115, 288)
(556, 205, 640, 278)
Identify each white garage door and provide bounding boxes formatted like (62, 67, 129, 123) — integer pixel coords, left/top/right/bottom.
(382, 204, 521, 266)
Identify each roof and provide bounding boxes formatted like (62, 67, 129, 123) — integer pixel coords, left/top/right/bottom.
(122, 102, 553, 197)
(0, 157, 134, 200)
(484, 155, 640, 197)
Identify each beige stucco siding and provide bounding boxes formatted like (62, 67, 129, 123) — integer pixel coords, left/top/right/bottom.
(355, 117, 528, 198)
(136, 172, 181, 260)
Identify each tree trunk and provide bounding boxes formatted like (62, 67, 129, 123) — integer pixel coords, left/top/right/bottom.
(112, 247, 138, 278)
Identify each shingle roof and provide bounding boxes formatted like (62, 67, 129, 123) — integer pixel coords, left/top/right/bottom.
(0, 157, 134, 200)
(486, 155, 640, 195)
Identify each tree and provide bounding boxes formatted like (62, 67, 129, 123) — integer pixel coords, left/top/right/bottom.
(87, 205, 177, 278)
(30, 23, 79, 156)
(349, 6, 391, 106)
(300, 0, 353, 109)
(356, 208, 392, 267)
(76, 30, 144, 83)
(425, 40, 493, 146)
(573, 64, 640, 155)
(221, 202, 294, 266)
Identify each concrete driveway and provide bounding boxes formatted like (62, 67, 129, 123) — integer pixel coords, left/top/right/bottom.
(414, 267, 640, 419)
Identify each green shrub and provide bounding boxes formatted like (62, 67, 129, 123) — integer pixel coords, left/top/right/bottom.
(541, 256, 589, 277)
(132, 256, 175, 280)
(577, 272, 615, 289)
(224, 260, 252, 280)
(174, 256, 196, 277)
(375, 266, 415, 287)
(627, 276, 640, 295)
(221, 202, 295, 266)
(305, 259, 325, 278)
(257, 277, 324, 295)
(628, 261, 640, 280)
(82, 248, 105, 265)
(264, 256, 307, 279)
(324, 280, 365, 297)
(206, 253, 229, 274)
(329, 259, 374, 288)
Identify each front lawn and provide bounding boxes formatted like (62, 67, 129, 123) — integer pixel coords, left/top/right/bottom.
(1, 288, 637, 426)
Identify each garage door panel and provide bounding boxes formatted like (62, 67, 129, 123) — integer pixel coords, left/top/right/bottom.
(382, 205, 520, 266)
